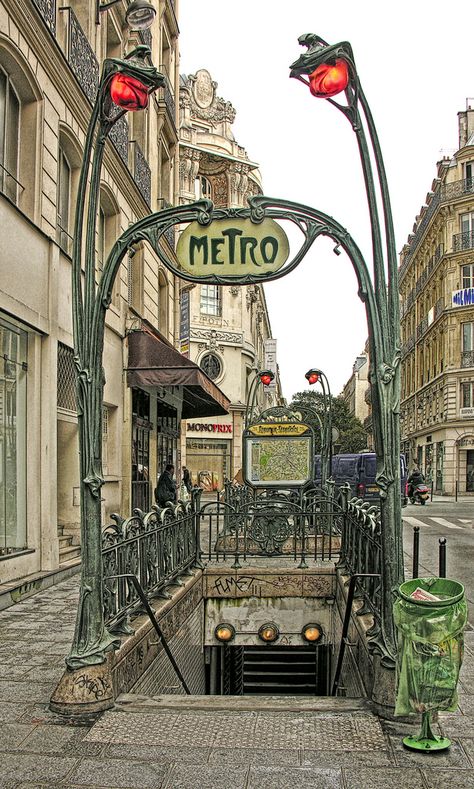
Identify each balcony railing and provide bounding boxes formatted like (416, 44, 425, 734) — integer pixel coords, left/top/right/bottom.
(416, 315, 429, 340)
(61, 7, 99, 105)
(440, 178, 474, 201)
(109, 115, 129, 167)
(31, 0, 56, 34)
(453, 231, 474, 253)
(401, 334, 415, 358)
(131, 141, 151, 206)
(461, 350, 474, 368)
(158, 65, 176, 132)
(433, 295, 445, 320)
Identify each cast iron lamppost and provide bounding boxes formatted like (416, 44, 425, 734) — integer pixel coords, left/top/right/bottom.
(245, 369, 275, 428)
(305, 368, 333, 489)
(290, 33, 403, 667)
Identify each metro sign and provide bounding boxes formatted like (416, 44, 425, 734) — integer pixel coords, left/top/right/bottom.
(176, 217, 289, 278)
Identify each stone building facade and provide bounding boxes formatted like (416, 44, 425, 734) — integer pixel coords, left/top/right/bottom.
(0, 0, 229, 585)
(399, 102, 474, 494)
(178, 70, 283, 488)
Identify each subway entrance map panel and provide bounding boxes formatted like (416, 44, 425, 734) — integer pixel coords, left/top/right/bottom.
(243, 422, 313, 487)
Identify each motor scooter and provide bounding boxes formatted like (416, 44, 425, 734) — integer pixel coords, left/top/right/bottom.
(409, 482, 429, 505)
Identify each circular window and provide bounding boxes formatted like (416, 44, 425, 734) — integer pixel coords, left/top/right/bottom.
(200, 353, 222, 381)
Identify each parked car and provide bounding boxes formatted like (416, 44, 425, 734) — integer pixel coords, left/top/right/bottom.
(314, 452, 408, 506)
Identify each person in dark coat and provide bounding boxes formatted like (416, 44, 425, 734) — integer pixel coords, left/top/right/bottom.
(182, 466, 192, 493)
(155, 464, 177, 507)
(407, 467, 425, 498)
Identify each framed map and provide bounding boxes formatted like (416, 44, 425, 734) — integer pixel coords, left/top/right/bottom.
(243, 423, 313, 487)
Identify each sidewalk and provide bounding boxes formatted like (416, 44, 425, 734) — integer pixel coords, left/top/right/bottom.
(0, 574, 472, 788)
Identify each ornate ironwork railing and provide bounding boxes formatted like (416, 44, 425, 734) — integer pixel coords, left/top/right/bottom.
(109, 114, 129, 167)
(61, 7, 99, 105)
(158, 64, 176, 131)
(453, 231, 474, 253)
(461, 350, 474, 368)
(336, 485, 384, 655)
(102, 498, 198, 632)
(31, 0, 56, 35)
(131, 141, 151, 206)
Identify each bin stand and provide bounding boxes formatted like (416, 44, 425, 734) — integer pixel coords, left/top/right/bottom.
(403, 710, 451, 752)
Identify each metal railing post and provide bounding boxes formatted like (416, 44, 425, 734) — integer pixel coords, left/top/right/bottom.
(412, 526, 420, 579)
(439, 538, 447, 578)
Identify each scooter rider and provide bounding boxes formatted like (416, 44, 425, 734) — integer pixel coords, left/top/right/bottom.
(408, 467, 425, 499)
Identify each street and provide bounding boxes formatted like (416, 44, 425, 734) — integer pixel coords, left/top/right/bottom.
(402, 499, 474, 624)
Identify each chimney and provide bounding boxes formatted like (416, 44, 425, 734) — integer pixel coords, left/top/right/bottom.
(458, 98, 474, 148)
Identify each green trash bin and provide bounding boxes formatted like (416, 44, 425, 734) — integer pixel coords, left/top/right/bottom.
(393, 576, 468, 751)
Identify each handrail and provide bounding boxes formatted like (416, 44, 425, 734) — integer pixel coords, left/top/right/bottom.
(105, 573, 191, 695)
(331, 572, 380, 696)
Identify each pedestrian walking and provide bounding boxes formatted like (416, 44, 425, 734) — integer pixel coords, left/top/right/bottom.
(182, 465, 192, 493)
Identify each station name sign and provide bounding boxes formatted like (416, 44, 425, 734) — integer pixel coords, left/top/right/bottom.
(248, 423, 309, 437)
(176, 218, 289, 278)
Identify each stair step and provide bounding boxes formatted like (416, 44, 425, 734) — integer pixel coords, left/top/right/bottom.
(59, 535, 72, 548)
(59, 545, 81, 563)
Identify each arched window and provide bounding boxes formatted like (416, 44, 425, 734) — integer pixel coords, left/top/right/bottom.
(57, 128, 83, 255)
(195, 175, 212, 200)
(0, 41, 41, 218)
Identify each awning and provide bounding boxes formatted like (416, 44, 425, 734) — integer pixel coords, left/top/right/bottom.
(126, 330, 230, 419)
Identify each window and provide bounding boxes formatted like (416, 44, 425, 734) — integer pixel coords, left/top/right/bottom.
(462, 263, 474, 288)
(464, 162, 474, 191)
(462, 322, 474, 352)
(195, 175, 212, 200)
(461, 211, 474, 235)
(0, 67, 20, 203)
(57, 129, 82, 255)
(97, 186, 120, 288)
(200, 353, 222, 381)
(0, 316, 27, 555)
(57, 146, 72, 253)
(200, 285, 220, 316)
(461, 382, 474, 408)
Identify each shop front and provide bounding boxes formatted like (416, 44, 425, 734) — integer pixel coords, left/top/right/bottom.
(186, 420, 233, 491)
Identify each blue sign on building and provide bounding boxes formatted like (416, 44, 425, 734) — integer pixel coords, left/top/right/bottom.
(452, 287, 474, 307)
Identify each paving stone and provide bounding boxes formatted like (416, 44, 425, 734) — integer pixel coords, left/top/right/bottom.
(247, 766, 341, 788)
(105, 743, 211, 763)
(341, 766, 426, 788)
(421, 768, 474, 788)
(438, 713, 474, 738)
(0, 680, 56, 703)
(0, 722, 37, 750)
(301, 748, 394, 767)
(163, 764, 249, 789)
(208, 746, 299, 766)
(13, 724, 97, 755)
(67, 756, 169, 787)
(0, 702, 33, 723)
(0, 752, 79, 784)
(459, 738, 474, 764)
(458, 695, 474, 714)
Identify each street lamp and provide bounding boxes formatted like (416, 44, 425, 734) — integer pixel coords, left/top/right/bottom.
(245, 369, 274, 428)
(305, 367, 333, 488)
(291, 34, 403, 669)
(96, 0, 156, 27)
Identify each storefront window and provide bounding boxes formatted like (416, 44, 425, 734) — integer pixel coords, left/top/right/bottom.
(156, 401, 179, 479)
(131, 389, 151, 512)
(0, 317, 27, 555)
(435, 441, 444, 492)
(186, 439, 230, 492)
(467, 449, 474, 492)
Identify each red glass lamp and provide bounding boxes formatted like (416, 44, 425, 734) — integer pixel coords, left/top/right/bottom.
(259, 371, 274, 386)
(308, 59, 349, 98)
(305, 369, 320, 385)
(110, 73, 149, 111)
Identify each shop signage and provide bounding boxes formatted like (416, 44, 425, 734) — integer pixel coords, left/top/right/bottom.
(180, 289, 190, 357)
(248, 423, 309, 437)
(452, 287, 474, 307)
(187, 423, 232, 433)
(460, 407, 474, 418)
(176, 218, 289, 278)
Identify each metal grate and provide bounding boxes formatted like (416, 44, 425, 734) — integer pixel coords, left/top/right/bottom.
(57, 342, 77, 411)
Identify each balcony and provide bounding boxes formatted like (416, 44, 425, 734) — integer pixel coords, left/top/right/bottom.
(60, 7, 99, 105)
(401, 335, 415, 358)
(31, 0, 56, 34)
(461, 350, 474, 368)
(157, 65, 176, 135)
(453, 231, 474, 253)
(440, 178, 474, 201)
(109, 115, 129, 167)
(131, 141, 151, 206)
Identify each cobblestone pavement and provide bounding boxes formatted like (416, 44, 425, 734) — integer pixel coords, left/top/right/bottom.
(0, 574, 472, 788)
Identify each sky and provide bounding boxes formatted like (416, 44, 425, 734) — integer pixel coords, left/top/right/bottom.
(178, 0, 474, 401)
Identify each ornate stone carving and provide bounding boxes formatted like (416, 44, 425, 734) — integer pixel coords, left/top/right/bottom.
(180, 71, 237, 124)
(179, 147, 201, 193)
(191, 328, 243, 344)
